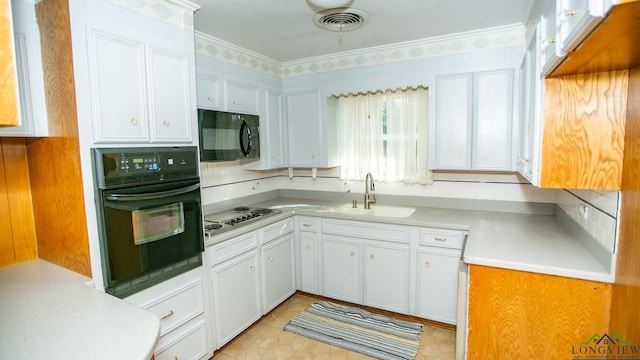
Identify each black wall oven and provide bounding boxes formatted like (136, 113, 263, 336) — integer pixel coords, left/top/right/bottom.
(92, 147, 204, 298)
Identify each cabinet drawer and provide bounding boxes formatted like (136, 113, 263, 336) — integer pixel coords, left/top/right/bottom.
(418, 228, 464, 249)
(322, 218, 410, 244)
(260, 217, 293, 244)
(144, 280, 204, 336)
(155, 320, 208, 360)
(207, 231, 258, 266)
(298, 216, 319, 232)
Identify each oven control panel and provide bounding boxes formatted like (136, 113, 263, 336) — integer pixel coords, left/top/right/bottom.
(118, 154, 160, 172)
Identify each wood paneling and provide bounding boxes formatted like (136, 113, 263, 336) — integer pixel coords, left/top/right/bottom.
(610, 66, 640, 343)
(467, 265, 612, 360)
(552, 2, 640, 77)
(26, 0, 90, 277)
(0, 138, 38, 268)
(0, 0, 19, 126)
(540, 70, 628, 189)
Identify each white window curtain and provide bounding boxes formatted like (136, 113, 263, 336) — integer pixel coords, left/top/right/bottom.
(337, 87, 432, 184)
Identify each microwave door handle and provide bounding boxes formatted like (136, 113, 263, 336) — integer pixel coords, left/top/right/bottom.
(105, 183, 200, 201)
(239, 120, 251, 157)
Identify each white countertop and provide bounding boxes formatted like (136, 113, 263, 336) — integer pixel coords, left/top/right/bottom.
(0, 259, 160, 360)
(206, 197, 614, 283)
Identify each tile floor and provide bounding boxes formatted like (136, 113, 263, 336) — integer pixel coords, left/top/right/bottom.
(213, 293, 457, 360)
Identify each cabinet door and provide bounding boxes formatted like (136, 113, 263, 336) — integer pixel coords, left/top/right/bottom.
(435, 73, 473, 169)
(540, 0, 562, 75)
(225, 80, 259, 114)
(363, 242, 410, 314)
(196, 75, 220, 109)
(262, 234, 295, 313)
(322, 235, 362, 304)
(264, 89, 284, 168)
(558, 0, 607, 55)
(416, 248, 460, 324)
(286, 89, 322, 167)
(0, 0, 19, 126)
(472, 69, 513, 170)
(299, 231, 318, 294)
(88, 30, 149, 143)
(211, 251, 261, 347)
(148, 48, 192, 142)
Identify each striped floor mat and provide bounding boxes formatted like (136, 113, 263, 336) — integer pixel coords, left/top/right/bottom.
(283, 301, 423, 360)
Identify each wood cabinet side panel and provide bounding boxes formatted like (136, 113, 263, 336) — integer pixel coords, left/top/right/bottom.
(467, 265, 611, 360)
(540, 70, 628, 189)
(611, 66, 640, 343)
(0, 0, 19, 126)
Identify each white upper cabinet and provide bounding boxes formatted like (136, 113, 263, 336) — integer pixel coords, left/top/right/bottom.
(262, 89, 285, 169)
(285, 89, 339, 168)
(557, 0, 611, 55)
(435, 69, 514, 171)
(224, 80, 259, 115)
(196, 75, 221, 110)
(0, 0, 48, 136)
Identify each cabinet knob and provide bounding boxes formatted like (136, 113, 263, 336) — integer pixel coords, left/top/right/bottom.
(350, 251, 355, 257)
(456, 154, 462, 159)
(305, 245, 310, 250)
(566, 9, 576, 16)
(129, 117, 137, 125)
(424, 261, 430, 268)
(268, 257, 273, 262)
(481, 154, 487, 160)
(370, 254, 375, 260)
(233, 100, 239, 105)
(207, 96, 213, 101)
(548, 38, 556, 44)
(249, 265, 255, 271)
(160, 310, 174, 320)
(162, 120, 170, 126)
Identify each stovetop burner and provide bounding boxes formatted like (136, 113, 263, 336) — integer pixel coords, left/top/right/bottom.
(204, 207, 282, 237)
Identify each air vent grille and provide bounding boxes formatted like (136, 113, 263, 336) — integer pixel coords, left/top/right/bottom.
(313, 8, 369, 33)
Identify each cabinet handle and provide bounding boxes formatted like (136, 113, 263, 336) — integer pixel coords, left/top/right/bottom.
(268, 257, 273, 262)
(425, 261, 430, 268)
(435, 237, 447, 242)
(350, 251, 355, 257)
(162, 120, 170, 126)
(456, 154, 462, 159)
(303, 223, 312, 227)
(305, 245, 310, 250)
(160, 310, 174, 320)
(370, 254, 375, 260)
(566, 9, 576, 16)
(129, 117, 137, 125)
(250, 265, 255, 271)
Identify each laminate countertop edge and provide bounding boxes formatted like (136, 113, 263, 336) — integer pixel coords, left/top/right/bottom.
(0, 259, 160, 360)
(205, 197, 615, 284)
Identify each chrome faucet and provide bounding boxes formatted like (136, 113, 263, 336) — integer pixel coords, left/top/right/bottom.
(364, 172, 376, 209)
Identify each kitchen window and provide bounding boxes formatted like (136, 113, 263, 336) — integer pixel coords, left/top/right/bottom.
(337, 86, 432, 184)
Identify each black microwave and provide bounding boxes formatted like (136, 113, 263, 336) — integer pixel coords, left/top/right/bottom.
(197, 109, 260, 162)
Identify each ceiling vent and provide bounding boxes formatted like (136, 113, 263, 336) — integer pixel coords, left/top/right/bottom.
(313, 8, 369, 34)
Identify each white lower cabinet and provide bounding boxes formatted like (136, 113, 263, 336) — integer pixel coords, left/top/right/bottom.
(261, 232, 296, 313)
(206, 217, 295, 349)
(321, 218, 410, 314)
(124, 266, 212, 360)
(322, 235, 363, 304)
(416, 248, 460, 324)
(208, 231, 261, 348)
(297, 216, 320, 294)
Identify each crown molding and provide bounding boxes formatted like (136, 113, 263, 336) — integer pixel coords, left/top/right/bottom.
(195, 23, 525, 78)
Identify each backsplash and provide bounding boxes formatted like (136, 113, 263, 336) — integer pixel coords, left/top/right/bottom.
(556, 190, 620, 253)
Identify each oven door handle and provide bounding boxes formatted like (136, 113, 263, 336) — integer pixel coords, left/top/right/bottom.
(105, 183, 200, 202)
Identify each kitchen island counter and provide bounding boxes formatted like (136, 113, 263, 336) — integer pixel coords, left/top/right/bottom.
(206, 197, 614, 284)
(0, 259, 160, 360)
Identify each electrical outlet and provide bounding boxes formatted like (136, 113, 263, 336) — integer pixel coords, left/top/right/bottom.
(579, 204, 589, 219)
